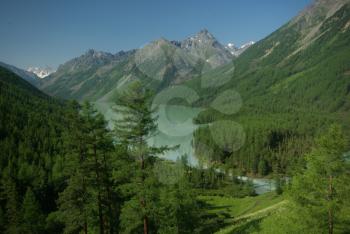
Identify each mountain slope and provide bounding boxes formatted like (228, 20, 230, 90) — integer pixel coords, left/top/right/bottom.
(0, 61, 40, 86)
(39, 49, 136, 101)
(195, 0, 350, 112)
(0, 66, 46, 98)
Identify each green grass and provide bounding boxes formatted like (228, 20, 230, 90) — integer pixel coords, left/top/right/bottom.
(200, 192, 283, 218)
(199, 192, 285, 233)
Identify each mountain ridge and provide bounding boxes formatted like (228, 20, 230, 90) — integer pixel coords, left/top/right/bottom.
(39, 29, 253, 101)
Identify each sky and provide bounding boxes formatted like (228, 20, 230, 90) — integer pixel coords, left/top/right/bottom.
(0, 0, 311, 69)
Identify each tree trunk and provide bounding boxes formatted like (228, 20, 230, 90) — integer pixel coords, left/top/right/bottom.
(98, 192, 104, 234)
(103, 152, 113, 234)
(80, 140, 88, 234)
(143, 215, 148, 234)
(84, 221, 88, 234)
(328, 209, 333, 234)
(328, 175, 333, 234)
(94, 143, 104, 234)
(140, 151, 148, 234)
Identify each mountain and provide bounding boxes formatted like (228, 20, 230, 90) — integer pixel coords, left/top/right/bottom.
(27, 66, 55, 78)
(189, 0, 350, 173)
(39, 49, 137, 101)
(39, 30, 243, 101)
(0, 61, 40, 86)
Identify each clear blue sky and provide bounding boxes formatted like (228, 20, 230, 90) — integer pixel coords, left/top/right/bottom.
(0, 0, 311, 69)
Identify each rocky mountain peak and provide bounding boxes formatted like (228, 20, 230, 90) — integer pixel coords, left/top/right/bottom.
(180, 29, 220, 51)
(196, 29, 215, 40)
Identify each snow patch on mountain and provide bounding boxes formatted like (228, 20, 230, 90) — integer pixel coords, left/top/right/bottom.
(225, 41, 255, 56)
(240, 41, 255, 49)
(27, 66, 55, 78)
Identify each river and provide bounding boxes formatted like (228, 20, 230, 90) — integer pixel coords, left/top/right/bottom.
(237, 176, 276, 195)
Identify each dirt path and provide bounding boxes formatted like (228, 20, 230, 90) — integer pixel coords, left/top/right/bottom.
(233, 200, 287, 222)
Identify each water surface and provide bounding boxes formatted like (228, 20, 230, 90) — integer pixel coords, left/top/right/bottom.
(94, 102, 202, 165)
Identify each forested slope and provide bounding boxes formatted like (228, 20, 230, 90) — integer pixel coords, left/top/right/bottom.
(190, 0, 350, 175)
(1, 67, 246, 233)
(0, 66, 73, 233)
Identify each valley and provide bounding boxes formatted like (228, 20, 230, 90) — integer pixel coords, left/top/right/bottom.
(1, 0, 350, 233)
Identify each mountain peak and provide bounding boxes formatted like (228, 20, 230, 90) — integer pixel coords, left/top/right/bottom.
(197, 28, 210, 35)
(195, 29, 215, 40)
(181, 29, 217, 49)
(154, 37, 171, 44)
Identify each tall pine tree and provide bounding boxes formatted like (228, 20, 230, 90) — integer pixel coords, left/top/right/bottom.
(58, 102, 115, 233)
(21, 187, 45, 233)
(114, 81, 167, 234)
(289, 124, 350, 234)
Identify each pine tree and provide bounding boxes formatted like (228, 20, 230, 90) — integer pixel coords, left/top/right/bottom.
(0, 171, 21, 234)
(273, 162, 283, 195)
(289, 124, 350, 234)
(156, 178, 200, 233)
(80, 102, 115, 234)
(114, 81, 167, 234)
(0, 206, 4, 233)
(58, 102, 115, 233)
(58, 172, 92, 234)
(258, 159, 268, 176)
(58, 102, 91, 234)
(21, 187, 44, 234)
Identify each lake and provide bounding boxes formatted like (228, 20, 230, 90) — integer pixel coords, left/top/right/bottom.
(94, 101, 275, 194)
(94, 102, 202, 165)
